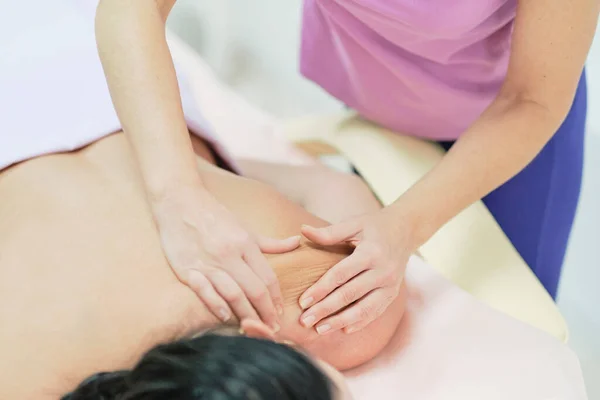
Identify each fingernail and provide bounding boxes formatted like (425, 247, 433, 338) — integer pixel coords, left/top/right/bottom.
(316, 324, 331, 335)
(277, 304, 284, 316)
(300, 297, 314, 309)
(272, 322, 281, 333)
(301, 315, 316, 328)
(219, 309, 231, 322)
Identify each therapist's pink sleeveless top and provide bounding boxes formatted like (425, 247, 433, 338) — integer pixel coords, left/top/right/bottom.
(300, 0, 517, 140)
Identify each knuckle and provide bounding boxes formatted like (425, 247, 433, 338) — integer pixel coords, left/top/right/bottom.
(318, 304, 336, 319)
(341, 287, 358, 305)
(328, 318, 346, 330)
(265, 278, 279, 291)
(216, 235, 250, 257)
(368, 245, 384, 261)
(235, 232, 252, 246)
(332, 270, 348, 286)
(248, 287, 269, 303)
(359, 304, 373, 320)
(213, 243, 234, 259)
(184, 268, 204, 284)
(189, 277, 209, 292)
(262, 271, 278, 287)
(374, 273, 387, 287)
(222, 288, 244, 303)
(205, 269, 226, 283)
(380, 269, 398, 285)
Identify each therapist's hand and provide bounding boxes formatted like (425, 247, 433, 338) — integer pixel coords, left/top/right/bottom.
(153, 186, 300, 331)
(298, 207, 414, 335)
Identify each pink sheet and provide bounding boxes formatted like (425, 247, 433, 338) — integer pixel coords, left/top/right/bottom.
(347, 256, 587, 399)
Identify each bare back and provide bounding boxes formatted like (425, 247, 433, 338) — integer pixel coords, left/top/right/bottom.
(0, 133, 404, 399)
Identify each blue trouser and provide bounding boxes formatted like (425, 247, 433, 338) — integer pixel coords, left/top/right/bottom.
(439, 71, 587, 299)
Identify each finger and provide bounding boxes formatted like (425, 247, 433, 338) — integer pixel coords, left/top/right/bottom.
(227, 259, 280, 332)
(314, 289, 393, 336)
(301, 220, 362, 247)
(185, 269, 232, 322)
(244, 245, 284, 317)
(209, 269, 260, 323)
(258, 235, 301, 254)
(300, 270, 379, 328)
(299, 247, 370, 310)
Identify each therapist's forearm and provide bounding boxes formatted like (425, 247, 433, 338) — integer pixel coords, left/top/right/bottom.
(392, 95, 566, 248)
(95, 0, 200, 200)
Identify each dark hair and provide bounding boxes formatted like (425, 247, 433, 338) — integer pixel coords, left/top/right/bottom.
(62, 333, 334, 400)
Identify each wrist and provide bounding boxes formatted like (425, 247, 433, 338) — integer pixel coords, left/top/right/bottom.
(387, 194, 438, 251)
(146, 173, 208, 213)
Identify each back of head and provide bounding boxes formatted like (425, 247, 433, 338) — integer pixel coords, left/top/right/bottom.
(62, 333, 333, 400)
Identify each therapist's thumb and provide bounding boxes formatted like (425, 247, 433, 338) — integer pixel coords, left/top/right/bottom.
(258, 235, 302, 254)
(301, 220, 362, 246)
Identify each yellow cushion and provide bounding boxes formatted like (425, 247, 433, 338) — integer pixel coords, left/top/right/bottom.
(284, 111, 568, 342)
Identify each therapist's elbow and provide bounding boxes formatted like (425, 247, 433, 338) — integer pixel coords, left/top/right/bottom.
(498, 86, 575, 138)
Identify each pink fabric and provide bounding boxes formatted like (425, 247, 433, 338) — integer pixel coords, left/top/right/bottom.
(347, 256, 587, 400)
(300, 0, 516, 140)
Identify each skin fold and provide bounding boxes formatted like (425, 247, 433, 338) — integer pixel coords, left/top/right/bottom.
(0, 132, 405, 399)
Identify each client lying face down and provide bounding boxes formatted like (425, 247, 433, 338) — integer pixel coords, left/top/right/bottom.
(0, 133, 406, 399)
(63, 237, 405, 400)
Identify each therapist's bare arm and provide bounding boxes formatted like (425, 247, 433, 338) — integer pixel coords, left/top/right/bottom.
(392, 0, 599, 244)
(95, 0, 194, 195)
(95, 0, 300, 330)
(296, 0, 598, 336)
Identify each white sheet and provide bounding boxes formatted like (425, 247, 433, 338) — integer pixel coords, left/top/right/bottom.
(0, 0, 236, 171)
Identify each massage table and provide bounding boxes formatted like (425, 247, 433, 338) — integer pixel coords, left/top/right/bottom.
(166, 32, 568, 343)
(165, 39, 588, 396)
(2, 2, 584, 395)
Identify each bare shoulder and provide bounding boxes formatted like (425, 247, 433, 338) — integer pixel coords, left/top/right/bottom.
(307, 283, 408, 371)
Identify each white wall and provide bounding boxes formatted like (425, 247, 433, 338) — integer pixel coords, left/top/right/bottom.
(168, 0, 341, 117)
(557, 24, 600, 399)
(559, 27, 600, 333)
(587, 29, 600, 136)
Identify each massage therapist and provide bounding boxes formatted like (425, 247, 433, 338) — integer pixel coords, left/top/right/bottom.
(95, 0, 598, 335)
